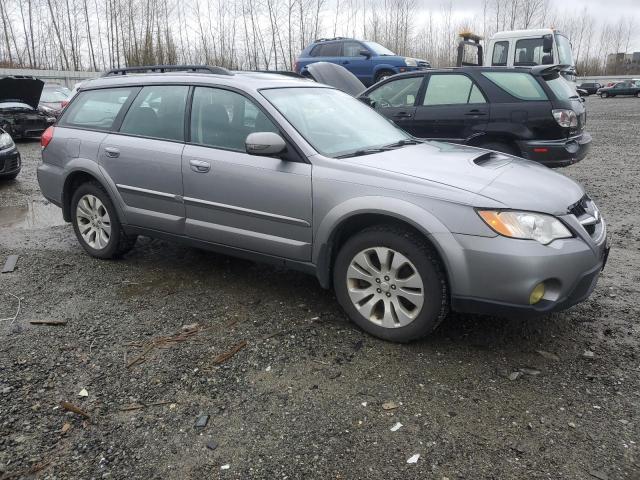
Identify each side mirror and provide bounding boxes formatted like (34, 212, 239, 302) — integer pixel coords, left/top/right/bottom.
(541, 54, 553, 65)
(359, 49, 371, 58)
(542, 34, 553, 53)
(245, 132, 286, 156)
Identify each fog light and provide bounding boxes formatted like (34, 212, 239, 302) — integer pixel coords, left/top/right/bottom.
(529, 283, 545, 305)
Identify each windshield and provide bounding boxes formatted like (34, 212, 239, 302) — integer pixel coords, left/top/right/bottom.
(364, 42, 396, 56)
(546, 76, 577, 99)
(555, 34, 574, 66)
(261, 87, 410, 158)
(41, 88, 70, 102)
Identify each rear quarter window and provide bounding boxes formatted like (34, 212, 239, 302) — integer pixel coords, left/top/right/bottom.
(60, 88, 134, 130)
(482, 72, 548, 101)
(546, 77, 576, 100)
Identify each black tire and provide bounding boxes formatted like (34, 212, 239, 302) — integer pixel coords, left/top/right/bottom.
(479, 140, 518, 156)
(601, 92, 608, 98)
(333, 224, 449, 343)
(70, 181, 137, 259)
(636, 91, 640, 98)
(374, 70, 395, 83)
(1, 172, 19, 180)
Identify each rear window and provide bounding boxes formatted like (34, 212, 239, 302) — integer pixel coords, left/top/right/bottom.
(492, 41, 509, 66)
(546, 77, 576, 100)
(310, 43, 341, 57)
(482, 72, 548, 101)
(60, 88, 134, 130)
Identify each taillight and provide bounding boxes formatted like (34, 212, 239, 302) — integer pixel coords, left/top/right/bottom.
(41, 126, 54, 149)
(552, 109, 578, 128)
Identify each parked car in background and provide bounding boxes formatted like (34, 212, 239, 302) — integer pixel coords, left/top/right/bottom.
(0, 127, 21, 180)
(597, 81, 640, 98)
(578, 82, 602, 95)
(38, 65, 609, 342)
(350, 63, 590, 167)
(294, 37, 430, 86)
(0, 76, 55, 139)
(38, 83, 72, 117)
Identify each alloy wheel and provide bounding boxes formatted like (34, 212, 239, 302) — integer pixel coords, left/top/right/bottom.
(76, 194, 112, 250)
(346, 247, 424, 328)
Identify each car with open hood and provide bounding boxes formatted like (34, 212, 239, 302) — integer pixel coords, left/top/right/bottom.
(38, 65, 609, 343)
(0, 75, 55, 139)
(597, 81, 640, 98)
(38, 84, 72, 117)
(307, 62, 591, 168)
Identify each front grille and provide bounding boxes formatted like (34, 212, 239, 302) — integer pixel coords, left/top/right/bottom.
(568, 195, 601, 239)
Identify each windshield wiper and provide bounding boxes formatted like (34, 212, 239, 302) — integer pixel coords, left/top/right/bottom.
(335, 147, 391, 159)
(382, 139, 423, 149)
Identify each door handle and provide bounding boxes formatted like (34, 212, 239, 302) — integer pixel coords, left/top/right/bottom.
(189, 159, 210, 173)
(465, 110, 487, 116)
(104, 147, 120, 158)
(393, 112, 413, 119)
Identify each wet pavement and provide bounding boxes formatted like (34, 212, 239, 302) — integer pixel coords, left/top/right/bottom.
(0, 99, 639, 479)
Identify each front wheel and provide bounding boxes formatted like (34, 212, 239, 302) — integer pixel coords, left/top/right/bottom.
(333, 225, 449, 342)
(71, 182, 137, 259)
(374, 70, 395, 83)
(601, 92, 609, 98)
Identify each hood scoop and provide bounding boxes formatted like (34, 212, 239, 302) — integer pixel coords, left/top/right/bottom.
(473, 152, 513, 168)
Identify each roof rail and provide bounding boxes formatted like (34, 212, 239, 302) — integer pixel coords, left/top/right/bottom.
(102, 65, 233, 77)
(314, 36, 348, 43)
(239, 70, 306, 79)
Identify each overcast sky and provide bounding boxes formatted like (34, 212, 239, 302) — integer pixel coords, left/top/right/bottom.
(421, 0, 640, 51)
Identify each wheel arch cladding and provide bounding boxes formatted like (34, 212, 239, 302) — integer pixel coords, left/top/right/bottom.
(62, 167, 121, 222)
(313, 198, 453, 290)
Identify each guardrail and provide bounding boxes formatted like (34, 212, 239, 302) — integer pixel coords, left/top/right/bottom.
(0, 68, 101, 88)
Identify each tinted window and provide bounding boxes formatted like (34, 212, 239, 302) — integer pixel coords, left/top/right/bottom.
(482, 72, 547, 100)
(190, 87, 278, 151)
(313, 43, 341, 57)
(369, 77, 422, 108)
(423, 74, 486, 106)
(514, 38, 544, 65)
(492, 41, 509, 66)
(119, 85, 188, 141)
(61, 88, 133, 130)
(343, 41, 364, 57)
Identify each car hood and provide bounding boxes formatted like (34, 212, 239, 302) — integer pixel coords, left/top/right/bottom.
(349, 142, 584, 214)
(306, 62, 366, 96)
(0, 77, 45, 109)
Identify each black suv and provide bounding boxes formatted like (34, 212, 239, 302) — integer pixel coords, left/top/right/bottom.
(358, 65, 590, 167)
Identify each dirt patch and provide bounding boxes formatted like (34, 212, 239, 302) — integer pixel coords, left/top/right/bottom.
(0, 98, 639, 479)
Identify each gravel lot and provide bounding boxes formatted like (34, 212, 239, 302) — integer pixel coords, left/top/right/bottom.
(1, 97, 639, 480)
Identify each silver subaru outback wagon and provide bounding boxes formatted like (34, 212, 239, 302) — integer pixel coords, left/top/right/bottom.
(37, 66, 609, 342)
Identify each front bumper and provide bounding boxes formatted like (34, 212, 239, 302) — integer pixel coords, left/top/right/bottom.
(442, 220, 608, 318)
(517, 131, 591, 168)
(0, 146, 21, 177)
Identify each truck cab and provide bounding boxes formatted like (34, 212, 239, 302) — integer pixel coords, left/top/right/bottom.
(485, 29, 577, 88)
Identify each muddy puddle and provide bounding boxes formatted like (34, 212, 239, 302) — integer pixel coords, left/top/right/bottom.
(0, 199, 66, 230)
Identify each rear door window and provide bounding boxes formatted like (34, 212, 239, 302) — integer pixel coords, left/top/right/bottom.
(482, 72, 548, 100)
(423, 74, 486, 106)
(60, 88, 134, 130)
(514, 38, 544, 65)
(312, 43, 341, 57)
(492, 41, 509, 66)
(119, 85, 189, 141)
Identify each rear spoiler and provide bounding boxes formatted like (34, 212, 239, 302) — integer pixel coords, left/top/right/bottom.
(529, 64, 572, 78)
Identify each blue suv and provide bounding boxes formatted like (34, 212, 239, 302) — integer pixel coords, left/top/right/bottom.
(294, 37, 430, 87)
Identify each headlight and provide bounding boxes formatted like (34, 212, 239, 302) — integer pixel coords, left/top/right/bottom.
(0, 132, 14, 150)
(404, 57, 417, 67)
(477, 210, 572, 245)
(552, 109, 578, 128)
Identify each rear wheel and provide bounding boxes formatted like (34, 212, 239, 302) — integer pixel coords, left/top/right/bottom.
(478, 140, 518, 156)
(71, 182, 137, 259)
(601, 92, 609, 98)
(636, 91, 640, 98)
(333, 225, 448, 342)
(1, 172, 19, 180)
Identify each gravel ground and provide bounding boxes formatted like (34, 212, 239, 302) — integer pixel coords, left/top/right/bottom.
(0, 97, 639, 480)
